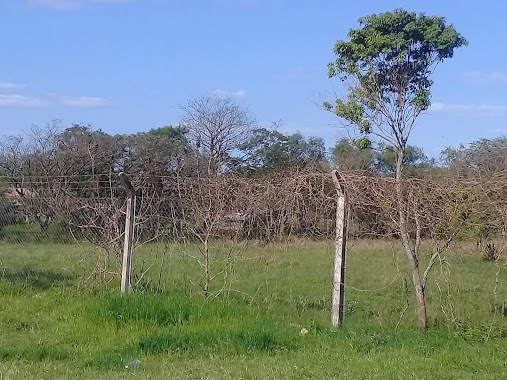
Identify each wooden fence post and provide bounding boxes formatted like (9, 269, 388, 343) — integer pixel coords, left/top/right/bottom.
(119, 173, 137, 294)
(330, 170, 349, 327)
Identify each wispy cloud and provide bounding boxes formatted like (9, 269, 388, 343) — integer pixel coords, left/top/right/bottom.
(1, 81, 111, 108)
(0, 93, 111, 108)
(0, 82, 27, 90)
(463, 71, 507, 84)
(430, 102, 507, 116)
(56, 96, 111, 107)
(27, 0, 132, 10)
(0, 94, 48, 107)
(210, 89, 247, 98)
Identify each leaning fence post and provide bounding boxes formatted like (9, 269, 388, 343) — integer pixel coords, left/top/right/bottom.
(119, 173, 137, 294)
(330, 170, 349, 327)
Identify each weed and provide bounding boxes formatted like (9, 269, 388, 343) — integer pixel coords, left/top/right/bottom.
(482, 243, 499, 261)
(95, 293, 193, 327)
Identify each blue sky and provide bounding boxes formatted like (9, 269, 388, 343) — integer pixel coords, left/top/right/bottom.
(1, 0, 506, 158)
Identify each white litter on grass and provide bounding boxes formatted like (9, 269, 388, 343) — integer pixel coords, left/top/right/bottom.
(125, 358, 141, 369)
(300, 328, 309, 336)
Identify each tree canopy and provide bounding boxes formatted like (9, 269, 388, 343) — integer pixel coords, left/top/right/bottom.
(325, 8, 467, 329)
(441, 137, 507, 176)
(332, 138, 435, 176)
(325, 9, 467, 152)
(239, 127, 327, 172)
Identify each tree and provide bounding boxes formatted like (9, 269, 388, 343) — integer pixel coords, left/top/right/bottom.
(332, 138, 373, 171)
(441, 137, 507, 176)
(0, 121, 63, 232)
(325, 9, 467, 328)
(239, 127, 327, 172)
(123, 125, 191, 177)
(373, 144, 435, 177)
(181, 95, 255, 175)
(57, 124, 122, 197)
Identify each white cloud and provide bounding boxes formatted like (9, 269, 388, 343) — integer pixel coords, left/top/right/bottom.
(0, 93, 111, 108)
(0, 82, 27, 90)
(210, 89, 247, 98)
(430, 102, 507, 117)
(0, 94, 48, 107)
(463, 71, 507, 84)
(0, 80, 111, 108)
(56, 96, 111, 107)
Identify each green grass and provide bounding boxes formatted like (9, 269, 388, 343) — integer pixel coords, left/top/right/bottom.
(1, 238, 507, 379)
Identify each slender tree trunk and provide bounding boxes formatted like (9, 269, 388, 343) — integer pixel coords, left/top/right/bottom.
(395, 150, 427, 329)
(203, 237, 210, 296)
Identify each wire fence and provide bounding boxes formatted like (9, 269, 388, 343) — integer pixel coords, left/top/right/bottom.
(1, 170, 507, 326)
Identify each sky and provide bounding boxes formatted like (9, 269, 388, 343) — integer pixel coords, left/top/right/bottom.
(0, 0, 506, 158)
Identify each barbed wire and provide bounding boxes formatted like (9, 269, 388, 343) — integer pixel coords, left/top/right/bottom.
(1, 170, 507, 313)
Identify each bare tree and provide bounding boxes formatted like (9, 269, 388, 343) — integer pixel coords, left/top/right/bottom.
(181, 95, 255, 175)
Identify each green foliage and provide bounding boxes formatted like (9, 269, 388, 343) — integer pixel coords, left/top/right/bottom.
(334, 100, 370, 132)
(147, 125, 189, 144)
(332, 138, 434, 176)
(332, 138, 373, 170)
(354, 136, 372, 150)
(96, 293, 193, 327)
(327, 9, 467, 150)
(125, 125, 191, 175)
(373, 144, 435, 176)
(239, 127, 327, 172)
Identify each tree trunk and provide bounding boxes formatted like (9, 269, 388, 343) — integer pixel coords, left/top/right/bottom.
(395, 150, 427, 329)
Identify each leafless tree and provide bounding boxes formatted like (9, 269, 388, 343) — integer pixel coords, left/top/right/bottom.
(181, 95, 255, 175)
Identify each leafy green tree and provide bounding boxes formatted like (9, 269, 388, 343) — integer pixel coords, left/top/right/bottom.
(373, 144, 435, 177)
(332, 138, 373, 171)
(58, 124, 121, 176)
(239, 127, 327, 172)
(325, 9, 467, 328)
(125, 125, 191, 175)
(146, 125, 188, 142)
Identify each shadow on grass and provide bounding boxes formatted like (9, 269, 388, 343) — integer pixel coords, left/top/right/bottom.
(0, 266, 76, 290)
(0, 345, 70, 362)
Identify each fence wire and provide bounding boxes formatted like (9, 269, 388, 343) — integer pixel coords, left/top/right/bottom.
(1, 171, 507, 327)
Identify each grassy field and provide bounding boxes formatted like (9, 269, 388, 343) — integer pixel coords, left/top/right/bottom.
(1, 237, 507, 379)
